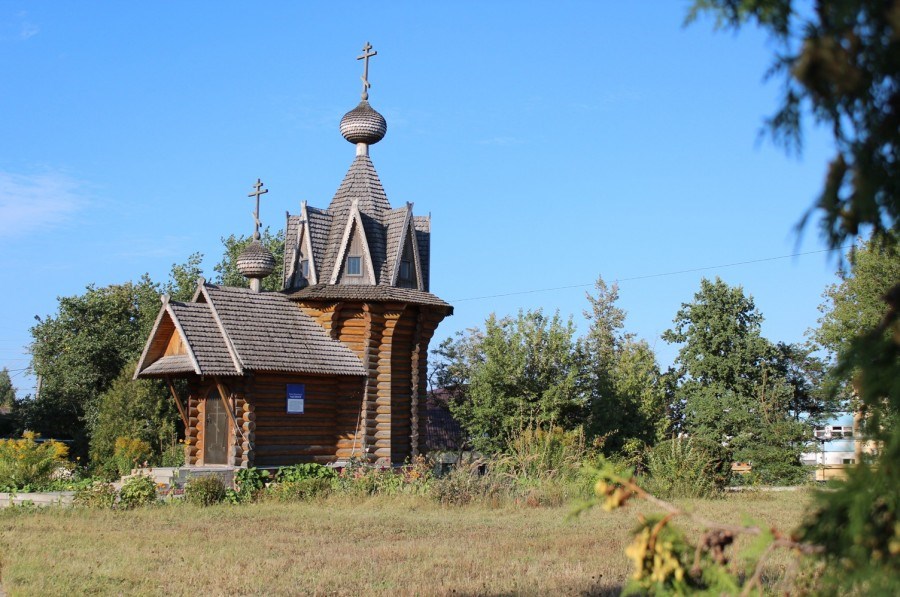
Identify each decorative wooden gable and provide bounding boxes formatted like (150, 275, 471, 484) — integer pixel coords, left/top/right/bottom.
(389, 205, 424, 290)
(134, 299, 204, 377)
(284, 202, 319, 288)
(330, 202, 376, 285)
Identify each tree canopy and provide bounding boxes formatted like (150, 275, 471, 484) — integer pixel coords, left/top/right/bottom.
(690, 1, 900, 588)
(445, 310, 584, 453)
(663, 277, 814, 483)
(214, 228, 285, 291)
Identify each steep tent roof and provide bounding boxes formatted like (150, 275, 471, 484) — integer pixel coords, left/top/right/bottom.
(318, 155, 390, 284)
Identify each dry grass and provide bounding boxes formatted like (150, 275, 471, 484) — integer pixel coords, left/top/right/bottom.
(0, 490, 812, 596)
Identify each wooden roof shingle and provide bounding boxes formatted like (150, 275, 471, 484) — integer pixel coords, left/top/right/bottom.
(201, 284, 365, 376)
(136, 283, 366, 379)
(287, 283, 452, 311)
(318, 155, 390, 284)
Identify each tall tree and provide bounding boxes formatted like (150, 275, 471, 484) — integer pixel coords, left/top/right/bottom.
(687, 3, 899, 586)
(25, 279, 160, 453)
(663, 278, 810, 482)
(0, 367, 15, 409)
(580, 277, 667, 451)
(811, 237, 900, 421)
(447, 310, 584, 453)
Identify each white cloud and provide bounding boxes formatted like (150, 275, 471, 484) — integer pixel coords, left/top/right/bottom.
(0, 12, 38, 42)
(19, 22, 38, 40)
(0, 171, 89, 236)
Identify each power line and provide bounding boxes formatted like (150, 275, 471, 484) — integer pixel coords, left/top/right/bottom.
(449, 246, 846, 303)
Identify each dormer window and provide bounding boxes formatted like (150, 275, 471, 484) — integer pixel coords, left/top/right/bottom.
(347, 256, 362, 276)
(300, 259, 310, 278)
(399, 260, 411, 281)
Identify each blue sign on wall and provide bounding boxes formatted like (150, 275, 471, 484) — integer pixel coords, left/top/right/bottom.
(286, 384, 305, 414)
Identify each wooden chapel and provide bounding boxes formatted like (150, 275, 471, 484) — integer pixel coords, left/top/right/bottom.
(134, 44, 452, 468)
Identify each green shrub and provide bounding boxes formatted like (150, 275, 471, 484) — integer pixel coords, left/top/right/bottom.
(87, 368, 179, 475)
(275, 463, 337, 483)
(74, 481, 118, 509)
(118, 475, 158, 509)
(184, 475, 226, 507)
(158, 439, 186, 468)
(643, 437, 729, 499)
(234, 467, 270, 503)
(267, 477, 331, 502)
(0, 431, 72, 491)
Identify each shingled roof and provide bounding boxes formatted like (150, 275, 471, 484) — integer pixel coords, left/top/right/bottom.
(286, 283, 453, 311)
(319, 155, 390, 284)
(283, 152, 436, 295)
(135, 283, 366, 379)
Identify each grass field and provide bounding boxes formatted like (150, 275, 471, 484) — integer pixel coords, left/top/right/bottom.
(0, 490, 813, 596)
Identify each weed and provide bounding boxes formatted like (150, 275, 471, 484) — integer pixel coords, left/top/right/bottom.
(183, 475, 226, 507)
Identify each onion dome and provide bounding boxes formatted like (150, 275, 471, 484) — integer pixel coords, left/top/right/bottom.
(236, 239, 276, 279)
(340, 100, 387, 145)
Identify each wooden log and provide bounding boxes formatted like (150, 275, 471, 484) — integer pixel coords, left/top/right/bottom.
(252, 436, 336, 446)
(256, 454, 334, 466)
(254, 445, 335, 456)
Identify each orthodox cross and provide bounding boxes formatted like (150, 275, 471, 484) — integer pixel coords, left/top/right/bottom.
(248, 178, 268, 241)
(357, 41, 377, 100)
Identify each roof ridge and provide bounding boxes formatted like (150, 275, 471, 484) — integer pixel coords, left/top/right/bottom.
(199, 284, 245, 374)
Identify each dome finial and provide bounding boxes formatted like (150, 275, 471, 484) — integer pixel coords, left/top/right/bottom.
(357, 41, 377, 101)
(340, 42, 387, 152)
(238, 179, 275, 291)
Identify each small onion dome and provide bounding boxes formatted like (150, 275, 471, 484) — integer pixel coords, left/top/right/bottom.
(340, 100, 387, 145)
(236, 240, 276, 279)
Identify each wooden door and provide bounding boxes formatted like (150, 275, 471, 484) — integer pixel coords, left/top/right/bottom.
(204, 391, 228, 465)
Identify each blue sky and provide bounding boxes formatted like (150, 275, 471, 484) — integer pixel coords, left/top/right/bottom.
(0, 2, 842, 396)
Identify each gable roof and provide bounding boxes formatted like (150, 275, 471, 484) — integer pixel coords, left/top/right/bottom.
(413, 216, 430, 292)
(329, 202, 377, 285)
(135, 283, 366, 379)
(382, 206, 409, 284)
(306, 206, 331, 282)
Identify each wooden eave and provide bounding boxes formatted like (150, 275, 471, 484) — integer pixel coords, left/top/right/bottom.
(133, 301, 202, 379)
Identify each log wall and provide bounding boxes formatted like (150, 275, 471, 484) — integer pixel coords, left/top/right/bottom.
(251, 373, 339, 467)
(300, 299, 449, 464)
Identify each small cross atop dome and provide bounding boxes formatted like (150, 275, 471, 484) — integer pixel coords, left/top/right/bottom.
(340, 42, 387, 153)
(237, 178, 276, 291)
